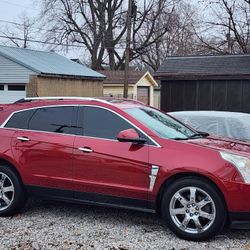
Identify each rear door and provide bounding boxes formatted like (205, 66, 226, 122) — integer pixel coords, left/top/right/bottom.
(73, 106, 151, 209)
(5, 106, 77, 193)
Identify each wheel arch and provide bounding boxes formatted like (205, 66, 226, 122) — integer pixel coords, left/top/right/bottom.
(156, 172, 228, 215)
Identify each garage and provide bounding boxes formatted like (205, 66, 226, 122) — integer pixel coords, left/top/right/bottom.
(0, 84, 26, 104)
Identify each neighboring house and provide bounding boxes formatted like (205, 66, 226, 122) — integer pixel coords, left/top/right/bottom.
(99, 70, 159, 107)
(0, 45, 105, 104)
(155, 54, 250, 112)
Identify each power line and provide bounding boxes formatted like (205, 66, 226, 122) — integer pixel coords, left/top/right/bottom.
(0, 35, 127, 49)
(0, 20, 22, 26)
(0, 35, 86, 47)
(0, 19, 61, 33)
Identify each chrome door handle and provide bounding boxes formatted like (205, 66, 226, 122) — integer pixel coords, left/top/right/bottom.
(78, 147, 93, 153)
(17, 136, 30, 142)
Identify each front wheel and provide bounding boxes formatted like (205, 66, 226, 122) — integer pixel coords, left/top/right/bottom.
(161, 177, 227, 241)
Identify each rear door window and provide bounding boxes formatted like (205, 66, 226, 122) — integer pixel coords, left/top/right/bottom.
(28, 107, 76, 134)
(5, 106, 79, 135)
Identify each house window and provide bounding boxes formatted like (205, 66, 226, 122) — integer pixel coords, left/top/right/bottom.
(8, 85, 25, 91)
(0, 85, 4, 91)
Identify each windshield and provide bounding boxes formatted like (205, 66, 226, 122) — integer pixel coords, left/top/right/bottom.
(125, 107, 196, 140)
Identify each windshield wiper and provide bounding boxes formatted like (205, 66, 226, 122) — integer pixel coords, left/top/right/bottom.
(188, 131, 210, 139)
(170, 137, 189, 140)
(171, 131, 209, 141)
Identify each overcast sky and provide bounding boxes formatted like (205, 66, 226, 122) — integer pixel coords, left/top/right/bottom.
(0, 0, 38, 22)
(0, 0, 85, 59)
(0, 0, 206, 61)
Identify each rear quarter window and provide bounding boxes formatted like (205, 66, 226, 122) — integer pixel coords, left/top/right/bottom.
(4, 109, 35, 129)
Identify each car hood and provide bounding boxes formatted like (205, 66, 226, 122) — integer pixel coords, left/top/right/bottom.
(186, 136, 250, 156)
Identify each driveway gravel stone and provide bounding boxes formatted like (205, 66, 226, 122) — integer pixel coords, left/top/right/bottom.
(0, 200, 250, 250)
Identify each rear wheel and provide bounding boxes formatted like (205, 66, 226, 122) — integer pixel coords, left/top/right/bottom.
(0, 165, 27, 216)
(161, 177, 227, 241)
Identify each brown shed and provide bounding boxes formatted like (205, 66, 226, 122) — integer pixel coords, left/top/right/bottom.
(155, 55, 250, 112)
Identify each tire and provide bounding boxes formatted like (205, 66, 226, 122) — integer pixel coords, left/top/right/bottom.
(161, 177, 227, 241)
(0, 164, 27, 217)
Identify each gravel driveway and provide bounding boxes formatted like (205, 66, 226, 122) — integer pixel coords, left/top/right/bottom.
(0, 200, 250, 250)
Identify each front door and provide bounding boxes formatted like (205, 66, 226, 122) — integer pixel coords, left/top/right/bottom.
(73, 106, 151, 209)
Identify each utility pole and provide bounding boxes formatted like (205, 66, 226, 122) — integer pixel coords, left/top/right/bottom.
(227, 17, 232, 53)
(124, 0, 133, 99)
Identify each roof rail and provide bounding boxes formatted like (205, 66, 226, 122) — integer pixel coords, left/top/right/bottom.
(16, 97, 111, 105)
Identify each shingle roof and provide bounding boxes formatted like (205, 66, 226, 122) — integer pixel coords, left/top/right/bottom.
(0, 45, 105, 79)
(99, 70, 147, 85)
(156, 54, 250, 79)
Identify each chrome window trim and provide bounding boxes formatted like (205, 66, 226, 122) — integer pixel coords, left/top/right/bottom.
(0, 104, 161, 147)
(0, 104, 76, 128)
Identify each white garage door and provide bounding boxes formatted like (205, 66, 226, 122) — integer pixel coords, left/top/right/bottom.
(0, 84, 26, 104)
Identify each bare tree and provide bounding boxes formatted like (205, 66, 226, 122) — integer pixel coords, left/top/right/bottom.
(0, 13, 36, 48)
(134, 3, 201, 71)
(40, 0, 176, 70)
(198, 0, 250, 54)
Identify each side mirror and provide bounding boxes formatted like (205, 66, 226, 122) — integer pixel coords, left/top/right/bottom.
(117, 128, 147, 144)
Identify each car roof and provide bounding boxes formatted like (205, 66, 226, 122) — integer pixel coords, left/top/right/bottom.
(11, 97, 145, 109)
(0, 97, 145, 123)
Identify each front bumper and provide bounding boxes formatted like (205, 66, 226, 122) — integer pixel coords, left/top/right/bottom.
(223, 181, 250, 229)
(223, 181, 250, 212)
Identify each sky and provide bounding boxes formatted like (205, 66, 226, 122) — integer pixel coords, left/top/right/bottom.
(0, 0, 39, 22)
(0, 0, 208, 61)
(0, 0, 84, 59)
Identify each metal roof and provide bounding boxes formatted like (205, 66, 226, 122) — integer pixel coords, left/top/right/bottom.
(98, 70, 158, 87)
(155, 54, 250, 79)
(98, 70, 147, 85)
(0, 45, 105, 79)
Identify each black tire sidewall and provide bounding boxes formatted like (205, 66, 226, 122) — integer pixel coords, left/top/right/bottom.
(0, 165, 27, 216)
(161, 177, 227, 241)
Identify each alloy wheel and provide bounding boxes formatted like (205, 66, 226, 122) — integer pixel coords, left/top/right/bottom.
(169, 186, 216, 234)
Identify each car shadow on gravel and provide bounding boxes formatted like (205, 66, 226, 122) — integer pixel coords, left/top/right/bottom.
(23, 199, 166, 230)
(21, 199, 250, 242)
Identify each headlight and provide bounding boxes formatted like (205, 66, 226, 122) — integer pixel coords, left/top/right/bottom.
(220, 151, 250, 183)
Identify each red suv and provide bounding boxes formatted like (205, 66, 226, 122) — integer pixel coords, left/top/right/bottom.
(0, 97, 250, 241)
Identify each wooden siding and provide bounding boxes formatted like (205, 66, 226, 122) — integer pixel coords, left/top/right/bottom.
(27, 76, 103, 97)
(103, 85, 135, 97)
(0, 55, 36, 84)
(161, 79, 250, 113)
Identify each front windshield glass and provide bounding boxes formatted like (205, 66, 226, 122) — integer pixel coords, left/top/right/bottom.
(125, 107, 195, 140)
